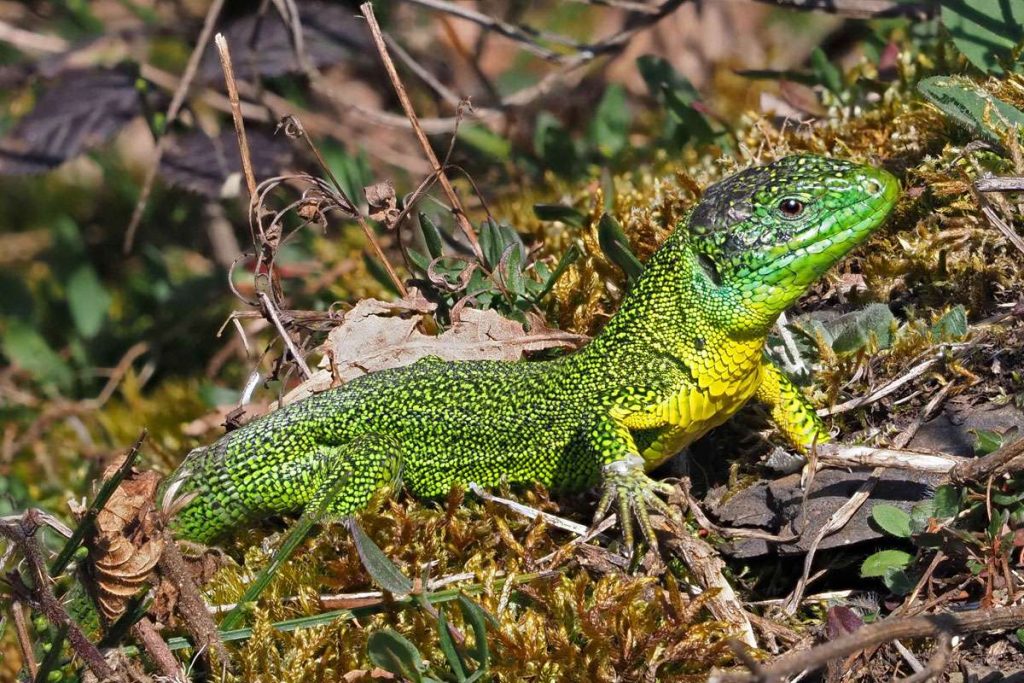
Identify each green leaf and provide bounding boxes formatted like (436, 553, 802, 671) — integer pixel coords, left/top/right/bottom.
(419, 213, 445, 260)
(534, 112, 579, 178)
(871, 504, 913, 538)
(457, 124, 512, 161)
(408, 248, 432, 277)
(533, 244, 581, 303)
(940, 0, 1024, 75)
(636, 55, 715, 143)
(810, 48, 843, 97)
(735, 69, 820, 88)
(588, 84, 631, 158)
(931, 305, 968, 341)
(436, 608, 468, 682)
(220, 511, 321, 631)
(637, 55, 700, 102)
(323, 143, 373, 207)
(66, 264, 110, 338)
(987, 507, 1008, 540)
(931, 485, 961, 519)
(349, 519, 413, 597)
(197, 383, 239, 408)
(861, 549, 913, 577)
(368, 629, 426, 683)
(1, 319, 72, 389)
(479, 219, 503, 270)
(918, 76, 1024, 145)
(498, 243, 526, 297)
(597, 213, 643, 282)
(882, 567, 916, 595)
(824, 303, 895, 353)
(972, 428, 1006, 456)
(533, 204, 585, 227)
(457, 594, 493, 668)
(909, 500, 936, 535)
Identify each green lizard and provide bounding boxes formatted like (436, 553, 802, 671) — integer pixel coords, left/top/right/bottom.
(164, 155, 899, 548)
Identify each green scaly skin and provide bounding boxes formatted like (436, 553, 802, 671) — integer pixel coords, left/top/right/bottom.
(164, 155, 899, 548)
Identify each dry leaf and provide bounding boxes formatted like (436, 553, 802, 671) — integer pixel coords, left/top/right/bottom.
(84, 462, 164, 621)
(364, 179, 399, 225)
(281, 288, 585, 405)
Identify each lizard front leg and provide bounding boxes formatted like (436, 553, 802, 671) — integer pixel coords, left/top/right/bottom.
(755, 358, 831, 454)
(588, 391, 678, 550)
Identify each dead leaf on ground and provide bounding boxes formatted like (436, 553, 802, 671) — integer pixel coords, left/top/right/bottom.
(281, 288, 586, 405)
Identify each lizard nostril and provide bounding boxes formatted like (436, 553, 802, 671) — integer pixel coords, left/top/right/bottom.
(865, 178, 884, 196)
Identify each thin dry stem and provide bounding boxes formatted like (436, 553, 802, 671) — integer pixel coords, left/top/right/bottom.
(214, 33, 259, 200)
(279, 115, 407, 296)
(0, 512, 118, 681)
(819, 355, 939, 416)
(361, 2, 484, 261)
(716, 604, 1024, 683)
(11, 600, 38, 678)
(258, 291, 312, 380)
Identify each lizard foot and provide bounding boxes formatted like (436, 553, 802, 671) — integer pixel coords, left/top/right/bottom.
(594, 454, 677, 552)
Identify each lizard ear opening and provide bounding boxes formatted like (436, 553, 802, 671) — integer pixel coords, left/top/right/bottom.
(697, 252, 722, 286)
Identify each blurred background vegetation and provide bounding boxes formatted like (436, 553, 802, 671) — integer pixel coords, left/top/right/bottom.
(1, 0, 1024, 681)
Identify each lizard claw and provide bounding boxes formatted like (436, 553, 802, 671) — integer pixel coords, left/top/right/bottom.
(594, 454, 677, 552)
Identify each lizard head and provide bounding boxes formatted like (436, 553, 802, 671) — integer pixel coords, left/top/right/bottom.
(686, 154, 899, 333)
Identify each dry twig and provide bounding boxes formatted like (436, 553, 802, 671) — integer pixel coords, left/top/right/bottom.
(361, 2, 484, 261)
(159, 528, 230, 673)
(715, 604, 1024, 683)
(0, 511, 119, 681)
(11, 600, 38, 678)
(785, 382, 955, 612)
(214, 33, 258, 201)
(948, 432, 1024, 485)
(749, 0, 935, 18)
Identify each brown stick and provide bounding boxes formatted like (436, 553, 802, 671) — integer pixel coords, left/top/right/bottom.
(214, 33, 258, 200)
(158, 529, 231, 672)
(975, 176, 1024, 192)
(0, 512, 119, 681)
(131, 616, 185, 682)
(718, 605, 1024, 682)
(11, 600, 38, 678)
(360, 2, 484, 262)
(749, 0, 934, 19)
(948, 435, 1024, 486)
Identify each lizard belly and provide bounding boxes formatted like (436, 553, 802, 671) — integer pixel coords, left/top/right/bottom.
(625, 366, 763, 470)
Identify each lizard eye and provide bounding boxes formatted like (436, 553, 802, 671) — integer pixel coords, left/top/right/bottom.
(777, 198, 804, 218)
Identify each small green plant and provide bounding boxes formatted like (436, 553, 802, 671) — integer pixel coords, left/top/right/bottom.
(918, 76, 1024, 146)
(401, 213, 579, 325)
(368, 594, 493, 683)
(862, 487, 961, 595)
